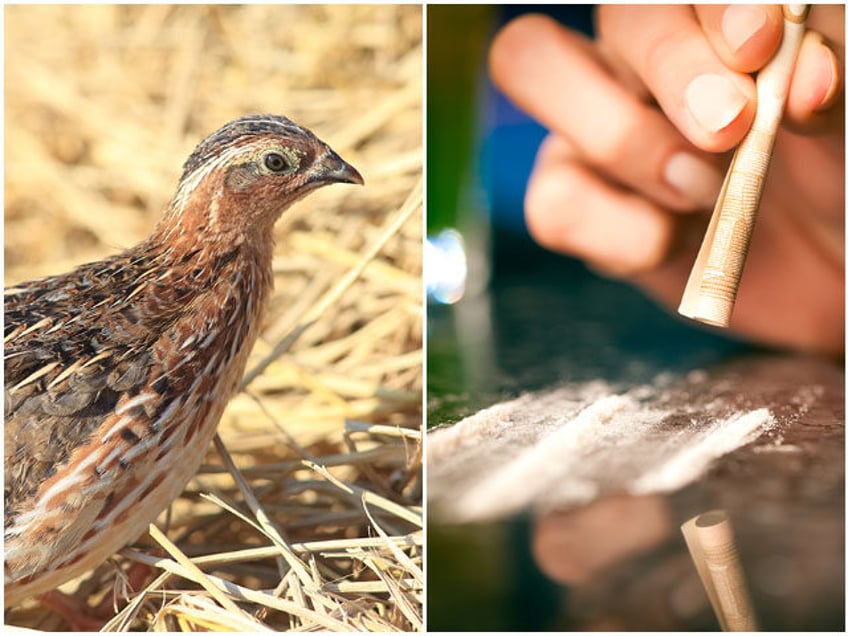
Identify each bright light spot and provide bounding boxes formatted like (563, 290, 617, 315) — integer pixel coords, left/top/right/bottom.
(426, 229, 467, 304)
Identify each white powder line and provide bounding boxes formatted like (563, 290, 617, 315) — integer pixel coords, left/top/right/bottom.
(429, 378, 784, 523)
(426, 398, 530, 458)
(630, 408, 774, 495)
(427, 380, 615, 461)
(454, 395, 631, 521)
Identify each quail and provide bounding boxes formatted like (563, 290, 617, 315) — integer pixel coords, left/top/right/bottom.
(4, 114, 363, 606)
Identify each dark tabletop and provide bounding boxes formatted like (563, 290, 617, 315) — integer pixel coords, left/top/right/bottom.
(427, 262, 844, 631)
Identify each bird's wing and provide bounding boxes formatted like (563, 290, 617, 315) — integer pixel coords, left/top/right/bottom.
(4, 257, 163, 514)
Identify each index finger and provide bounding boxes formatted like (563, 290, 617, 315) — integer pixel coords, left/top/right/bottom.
(489, 13, 721, 211)
(598, 4, 759, 151)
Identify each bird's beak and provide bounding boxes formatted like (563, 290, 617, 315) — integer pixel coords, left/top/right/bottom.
(313, 148, 364, 186)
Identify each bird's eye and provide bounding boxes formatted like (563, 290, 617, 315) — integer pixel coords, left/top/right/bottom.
(263, 152, 290, 173)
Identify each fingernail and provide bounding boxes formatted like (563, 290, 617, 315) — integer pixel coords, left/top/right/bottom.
(685, 73, 748, 133)
(721, 5, 767, 54)
(664, 152, 723, 208)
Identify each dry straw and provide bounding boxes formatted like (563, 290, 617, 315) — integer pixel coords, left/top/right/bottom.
(5, 5, 422, 631)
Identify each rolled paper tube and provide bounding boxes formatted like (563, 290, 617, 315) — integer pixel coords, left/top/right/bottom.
(679, 5, 810, 327)
(681, 510, 758, 631)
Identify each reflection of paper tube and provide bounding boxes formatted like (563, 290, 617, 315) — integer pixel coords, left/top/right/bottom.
(681, 510, 757, 631)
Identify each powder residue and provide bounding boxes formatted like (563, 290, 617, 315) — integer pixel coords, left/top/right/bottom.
(428, 379, 782, 523)
(630, 408, 775, 495)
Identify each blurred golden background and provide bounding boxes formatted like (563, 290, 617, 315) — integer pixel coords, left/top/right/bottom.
(5, 4, 422, 631)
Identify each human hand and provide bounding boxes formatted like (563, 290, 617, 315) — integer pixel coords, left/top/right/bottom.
(490, 5, 844, 356)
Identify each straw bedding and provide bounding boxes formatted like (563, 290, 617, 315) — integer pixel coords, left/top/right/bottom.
(5, 4, 422, 631)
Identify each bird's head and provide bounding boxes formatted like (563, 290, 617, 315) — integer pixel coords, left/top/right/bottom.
(161, 114, 363, 242)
